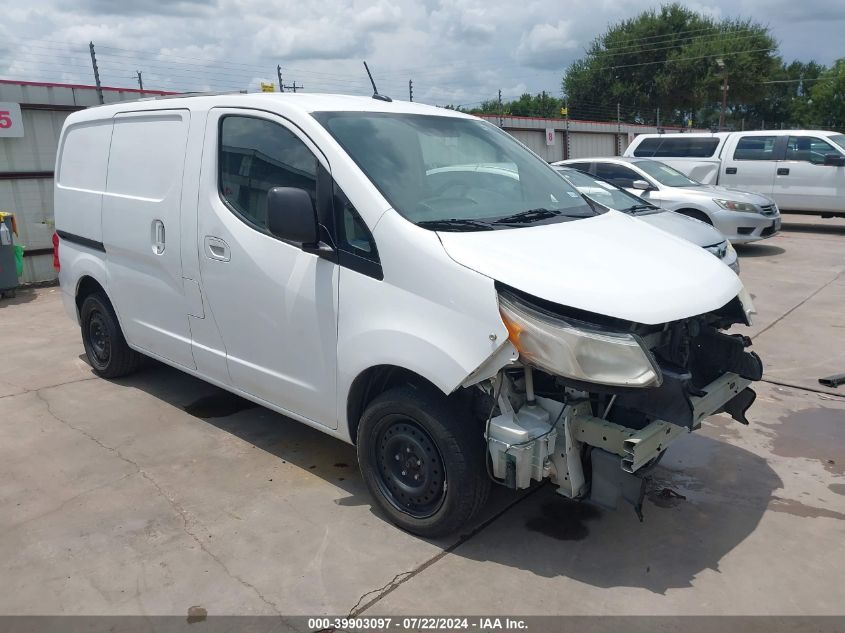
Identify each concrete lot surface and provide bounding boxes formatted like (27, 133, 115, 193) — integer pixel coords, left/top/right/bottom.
(1, 218, 844, 620)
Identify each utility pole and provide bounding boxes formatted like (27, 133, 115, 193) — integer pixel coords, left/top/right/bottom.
(136, 70, 143, 91)
(286, 81, 302, 93)
(617, 102, 622, 155)
(408, 79, 413, 102)
(656, 106, 661, 129)
(277, 65, 283, 92)
(497, 89, 503, 127)
(89, 41, 104, 105)
(717, 58, 728, 131)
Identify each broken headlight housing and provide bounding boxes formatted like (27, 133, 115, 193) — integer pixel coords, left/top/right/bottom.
(498, 293, 661, 388)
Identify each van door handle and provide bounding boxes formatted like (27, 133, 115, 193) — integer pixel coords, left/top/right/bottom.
(152, 219, 166, 255)
(777, 167, 790, 176)
(204, 236, 231, 262)
(725, 167, 737, 175)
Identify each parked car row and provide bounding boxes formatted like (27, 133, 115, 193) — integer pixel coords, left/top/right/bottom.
(624, 130, 845, 218)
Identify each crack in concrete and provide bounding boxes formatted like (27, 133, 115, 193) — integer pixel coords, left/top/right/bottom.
(8, 471, 136, 530)
(346, 485, 545, 617)
(32, 388, 284, 616)
(0, 375, 97, 400)
(346, 570, 415, 617)
(752, 269, 843, 341)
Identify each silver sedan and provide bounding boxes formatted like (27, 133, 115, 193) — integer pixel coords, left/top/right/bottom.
(554, 157, 781, 244)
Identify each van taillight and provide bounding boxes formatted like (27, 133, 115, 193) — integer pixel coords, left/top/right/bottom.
(52, 232, 60, 272)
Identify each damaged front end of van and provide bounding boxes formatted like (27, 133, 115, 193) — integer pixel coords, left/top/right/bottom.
(472, 284, 762, 519)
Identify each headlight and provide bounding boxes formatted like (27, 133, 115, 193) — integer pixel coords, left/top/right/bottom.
(498, 293, 662, 388)
(725, 241, 736, 258)
(713, 199, 759, 213)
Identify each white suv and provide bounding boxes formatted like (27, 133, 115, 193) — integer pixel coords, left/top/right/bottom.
(54, 93, 762, 535)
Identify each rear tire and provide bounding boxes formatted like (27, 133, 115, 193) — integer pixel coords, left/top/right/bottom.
(80, 292, 142, 378)
(357, 385, 490, 537)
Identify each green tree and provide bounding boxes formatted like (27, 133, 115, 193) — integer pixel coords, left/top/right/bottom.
(803, 60, 845, 129)
(561, 3, 779, 127)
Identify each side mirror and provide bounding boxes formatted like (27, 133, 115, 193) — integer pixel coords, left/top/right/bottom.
(266, 187, 318, 244)
(823, 154, 845, 167)
(632, 179, 652, 191)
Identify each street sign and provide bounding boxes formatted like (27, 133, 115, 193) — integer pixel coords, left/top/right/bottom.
(0, 103, 24, 138)
(545, 128, 555, 146)
(260, 83, 275, 92)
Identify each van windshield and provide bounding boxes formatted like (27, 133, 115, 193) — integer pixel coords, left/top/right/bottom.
(313, 112, 597, 230)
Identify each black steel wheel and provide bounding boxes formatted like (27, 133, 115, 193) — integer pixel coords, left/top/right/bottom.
(357, 384, 490, 537)
(80, 292, 142, 378)
(373, 416, 446, 519)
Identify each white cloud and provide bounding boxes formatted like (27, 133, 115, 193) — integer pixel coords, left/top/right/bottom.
(0, 0, 843, 106)
(516, 20, 579, 69)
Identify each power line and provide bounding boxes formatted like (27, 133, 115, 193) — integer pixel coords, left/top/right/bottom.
(593, 31, 765, 58)
(603, 47, 776, 71)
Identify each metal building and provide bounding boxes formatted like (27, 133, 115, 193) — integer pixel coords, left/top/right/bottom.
(477, 114, 705, 163)
(0, 80, 173, 283)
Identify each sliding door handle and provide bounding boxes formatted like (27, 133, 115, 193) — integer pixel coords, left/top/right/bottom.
(151, 219, 166, 255)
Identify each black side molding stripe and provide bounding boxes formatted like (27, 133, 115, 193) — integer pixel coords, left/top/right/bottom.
(56, 230, 106, 253)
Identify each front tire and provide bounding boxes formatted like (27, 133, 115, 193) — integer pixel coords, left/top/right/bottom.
(357, 385, 490, 537)
(80, 292, 142, 378)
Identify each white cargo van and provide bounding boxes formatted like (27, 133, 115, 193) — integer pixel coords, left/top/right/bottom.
(625, 130, 845, 217)
(55, 93, 762, 535)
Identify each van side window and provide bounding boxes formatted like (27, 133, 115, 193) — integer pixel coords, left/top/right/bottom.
(733, 136, 777, 161)
(633, 137, 719, 158)
(219, 116, 317, 230)
(595, 163, 638, 188)
(785, 136, 838, 165)
(333, 183, 382, 279)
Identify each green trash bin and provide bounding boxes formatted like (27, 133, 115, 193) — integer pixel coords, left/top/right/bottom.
(0, 214, 19, 298)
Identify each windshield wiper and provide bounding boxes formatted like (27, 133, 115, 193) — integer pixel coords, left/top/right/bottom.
(625, 203, 659, 214)
(416, 218, 495, 231)
(493, 208, 562, 224)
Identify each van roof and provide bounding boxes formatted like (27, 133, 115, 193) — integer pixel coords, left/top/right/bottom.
(66, 92, 473, 122)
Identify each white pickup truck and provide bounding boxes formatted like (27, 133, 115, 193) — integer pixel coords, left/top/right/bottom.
(624, 130, 845, 218)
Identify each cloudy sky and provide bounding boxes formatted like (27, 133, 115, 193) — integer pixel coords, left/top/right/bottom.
(1, 0, 843, 106)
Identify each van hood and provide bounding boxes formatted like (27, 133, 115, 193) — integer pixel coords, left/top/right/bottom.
(437, 211, 742, 325)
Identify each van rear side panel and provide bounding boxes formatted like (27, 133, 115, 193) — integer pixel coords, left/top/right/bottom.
(102, 110, 195, 369)
(55, 120, 114, 243)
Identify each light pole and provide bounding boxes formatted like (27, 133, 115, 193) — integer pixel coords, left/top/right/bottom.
(717, 58, 728, 131)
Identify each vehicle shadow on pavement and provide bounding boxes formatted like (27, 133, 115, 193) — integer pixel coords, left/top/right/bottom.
(110, 360, 370, 498)
(109, 362, 780, 592)
(0, 286, 38, 308)
(735, 244, 786, 258)
(107, 361, 531, 548)
(447, 431, 781, 594)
